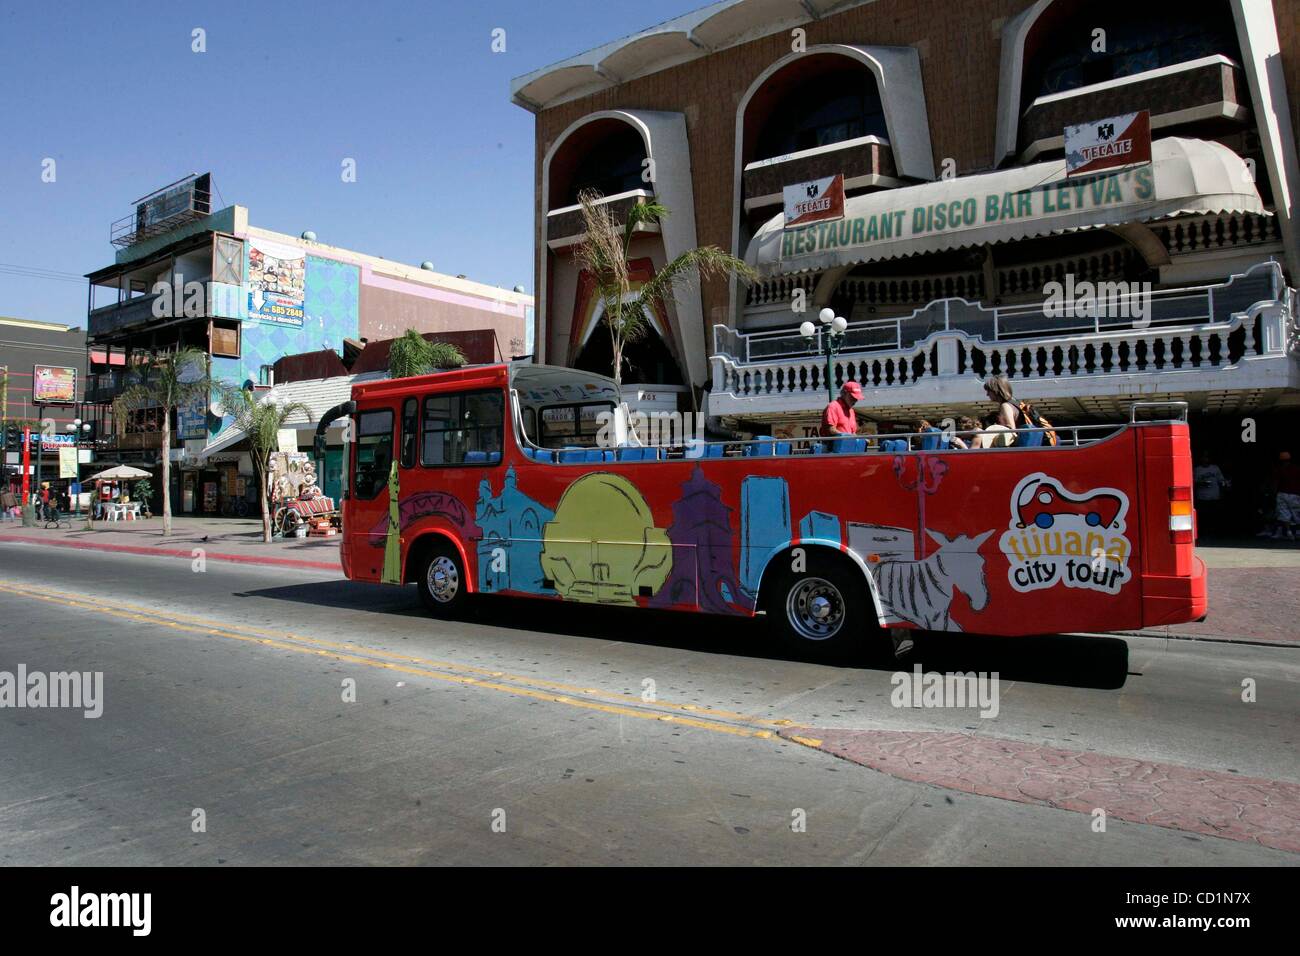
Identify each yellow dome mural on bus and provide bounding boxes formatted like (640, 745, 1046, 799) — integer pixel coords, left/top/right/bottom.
(540, 473, 672, 605)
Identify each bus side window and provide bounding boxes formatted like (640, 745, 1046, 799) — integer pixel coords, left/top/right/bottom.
(422, 389, 504, 466)
(353, 409, 394, 500)
(522, 406, 537, 445)
(399, 398, 418, 469)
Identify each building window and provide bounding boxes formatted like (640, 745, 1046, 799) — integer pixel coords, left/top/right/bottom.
(213, 235, 244, 285)
(1027, 2, 1239, 100)
(211, 322, 240, 358)
(565, 126, 648, 203)
(752, 63, 888, 161)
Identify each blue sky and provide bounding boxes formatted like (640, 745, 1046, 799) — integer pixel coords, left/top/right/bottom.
(0, 0, 702, 326)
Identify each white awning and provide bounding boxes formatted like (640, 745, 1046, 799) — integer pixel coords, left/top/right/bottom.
(745, 137, 1266, 276)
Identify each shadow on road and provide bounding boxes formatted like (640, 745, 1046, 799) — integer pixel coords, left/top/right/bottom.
(243, 580, 1130, 690)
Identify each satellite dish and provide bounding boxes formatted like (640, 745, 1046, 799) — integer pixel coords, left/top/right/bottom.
(420, 261, 435, 271)
(301, 230, 317, 241)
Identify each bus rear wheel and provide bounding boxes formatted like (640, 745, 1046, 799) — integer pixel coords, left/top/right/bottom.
(416, 542, 470, 618)
(765, 552, 870, 659)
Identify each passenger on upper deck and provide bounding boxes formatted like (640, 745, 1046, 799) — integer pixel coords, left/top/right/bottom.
(983, 375, 1021, 431)
(820, 381, 862, 438)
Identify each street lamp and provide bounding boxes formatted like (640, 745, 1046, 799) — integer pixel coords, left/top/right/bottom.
(801, 307, 850, 403)
(66, 418, 90, 519)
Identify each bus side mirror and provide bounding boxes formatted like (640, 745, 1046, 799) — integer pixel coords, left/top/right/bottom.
(313, 434, 327, 459)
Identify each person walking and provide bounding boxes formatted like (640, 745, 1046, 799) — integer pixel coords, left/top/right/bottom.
(1193, 452, 1229, 538)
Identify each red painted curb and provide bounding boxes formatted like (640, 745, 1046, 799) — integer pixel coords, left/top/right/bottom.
(783, 727, 1300, 854)
(0, 533, 340, 572)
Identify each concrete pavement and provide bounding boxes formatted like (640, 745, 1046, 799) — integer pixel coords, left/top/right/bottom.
(0, 539, 1295, 864)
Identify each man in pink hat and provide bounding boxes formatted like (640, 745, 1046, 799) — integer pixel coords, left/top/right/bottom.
(819, 381, 862, 437)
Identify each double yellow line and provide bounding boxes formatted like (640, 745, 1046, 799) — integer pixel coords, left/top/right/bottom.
(0, 581, 817, 743)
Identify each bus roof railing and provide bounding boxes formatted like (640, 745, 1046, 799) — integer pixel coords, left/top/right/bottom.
(1129, 401, 1189, 423)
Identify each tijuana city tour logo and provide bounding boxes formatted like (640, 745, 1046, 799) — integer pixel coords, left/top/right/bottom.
(999, 473, 1131, 594)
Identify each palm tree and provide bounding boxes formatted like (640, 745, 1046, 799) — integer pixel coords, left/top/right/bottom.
(388, 329, 466, 378)
(113, 347, 211, 536)
(573, 189, 757, 390)
(227, 389, 311, 543)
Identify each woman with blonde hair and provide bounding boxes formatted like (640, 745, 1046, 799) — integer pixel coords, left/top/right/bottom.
(976, 375, 1021, 448)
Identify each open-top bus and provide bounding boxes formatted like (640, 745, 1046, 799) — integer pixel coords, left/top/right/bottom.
(323, 362, 1206, 656)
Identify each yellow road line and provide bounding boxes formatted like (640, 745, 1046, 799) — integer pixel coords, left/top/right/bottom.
(0, 581, 790, 741)
(0, 582, 786, 728)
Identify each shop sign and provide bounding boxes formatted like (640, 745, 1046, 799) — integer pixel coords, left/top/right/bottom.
(783, 174, 845, 228)
(1065, 111, 1151, 177)
(32, 365, 77, 403)
(247, 238, 306, 327)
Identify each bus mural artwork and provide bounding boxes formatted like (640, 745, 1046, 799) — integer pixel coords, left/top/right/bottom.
(539, 473, 672, 605)
(334, 363, 1206, 657)
(1001, 473, 1133, 595)
(873, 529, 994, 631)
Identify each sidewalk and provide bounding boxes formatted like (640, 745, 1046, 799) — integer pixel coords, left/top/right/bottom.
(1124, 540, 1300, 646)
(0, 515, 341, 572)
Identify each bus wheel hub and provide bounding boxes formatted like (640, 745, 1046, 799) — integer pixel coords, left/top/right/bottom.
(788, 578, 844, 641)
(428, 556, 459, 602)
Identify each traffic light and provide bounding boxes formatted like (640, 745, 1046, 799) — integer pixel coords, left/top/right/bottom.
(2, 422, 20, 452)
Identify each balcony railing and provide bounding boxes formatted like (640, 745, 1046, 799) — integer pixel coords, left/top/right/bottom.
(546, 189, 656, 248)
(711, 262, 1294, 404)
(742, 135, 895, 211)
(87, 294, 162, 338)
(85, 369, 131, 404)
(88, 279, 239, 339)
(1019, 55, 1246, 158)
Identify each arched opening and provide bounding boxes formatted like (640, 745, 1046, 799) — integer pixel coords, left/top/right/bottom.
(1021, 0, 1240, 106)
(548, 118, 649, 208)
(743, 54, 887, 167)
(573, 321, 684, 387)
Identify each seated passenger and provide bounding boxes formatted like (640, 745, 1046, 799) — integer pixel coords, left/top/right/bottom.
(949, 416, 982, 450)
(969, 413, 1015, 449)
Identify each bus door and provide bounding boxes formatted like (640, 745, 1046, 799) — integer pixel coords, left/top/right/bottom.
(347, 406, 396, 582)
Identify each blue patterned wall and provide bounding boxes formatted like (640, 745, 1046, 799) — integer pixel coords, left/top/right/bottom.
(207, 253, 360, 440)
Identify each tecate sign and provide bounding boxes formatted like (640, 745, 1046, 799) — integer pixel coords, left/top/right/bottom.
(1064, 111, 1151, 177)
(784, 174, 845, 227)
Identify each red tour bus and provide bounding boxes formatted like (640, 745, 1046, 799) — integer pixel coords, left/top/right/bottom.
(325, 362, 1206, 656)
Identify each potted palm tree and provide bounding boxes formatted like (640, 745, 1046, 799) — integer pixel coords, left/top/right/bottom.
(388, 330, 466, 378)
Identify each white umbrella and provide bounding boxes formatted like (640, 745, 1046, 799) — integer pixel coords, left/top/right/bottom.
(87, 465, 152, 481)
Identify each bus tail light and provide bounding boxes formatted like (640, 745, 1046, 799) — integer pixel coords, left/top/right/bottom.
(1169, 486, 1194, 542)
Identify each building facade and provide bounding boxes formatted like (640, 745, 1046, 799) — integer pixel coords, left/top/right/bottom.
(512, 0, 1300, 446)
(0, 316, 94, 499)
(84, 177, 534, 514)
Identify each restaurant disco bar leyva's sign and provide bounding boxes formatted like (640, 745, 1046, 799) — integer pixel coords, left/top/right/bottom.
(779, 164, 1155, 262)
(1064, 111, 1152, 177)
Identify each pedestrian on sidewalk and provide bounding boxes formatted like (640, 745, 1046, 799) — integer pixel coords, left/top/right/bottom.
(1259, 451, 1300, 541)
(1194, 452, 1230, 538)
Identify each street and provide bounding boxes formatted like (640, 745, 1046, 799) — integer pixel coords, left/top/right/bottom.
(0, 538, 1295, 866)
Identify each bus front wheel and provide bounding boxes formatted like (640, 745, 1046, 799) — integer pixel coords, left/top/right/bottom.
(765, 552, 869, 659)
(416, 542, 470, 617)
